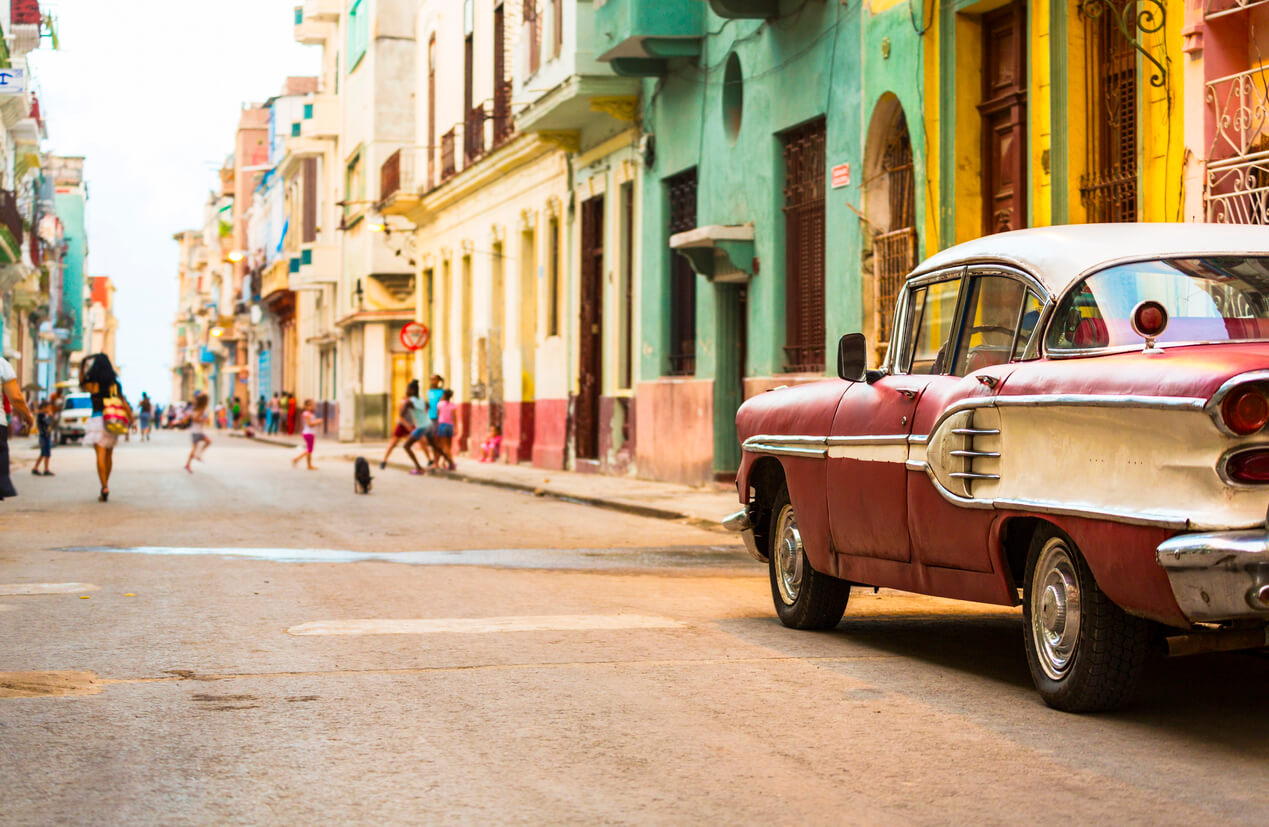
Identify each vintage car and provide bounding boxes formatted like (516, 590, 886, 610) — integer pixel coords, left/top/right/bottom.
(725, 223, 1269, 712)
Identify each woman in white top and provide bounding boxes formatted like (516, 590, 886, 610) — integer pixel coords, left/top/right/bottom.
(0, 356, 35, 500)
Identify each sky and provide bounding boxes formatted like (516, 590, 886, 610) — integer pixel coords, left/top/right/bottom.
(30, 0, 321, 404)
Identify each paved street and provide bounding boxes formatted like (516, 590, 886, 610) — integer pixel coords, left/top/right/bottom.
(1, 433, 1267, 824)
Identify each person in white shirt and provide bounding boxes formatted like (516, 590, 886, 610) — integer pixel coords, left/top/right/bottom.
(0, 356, 35, 500)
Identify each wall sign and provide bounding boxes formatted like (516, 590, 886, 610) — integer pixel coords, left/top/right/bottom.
(831, 162, 851, 189)
(400, 321, 431, 352)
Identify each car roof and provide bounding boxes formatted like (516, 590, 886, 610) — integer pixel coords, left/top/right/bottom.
(908, 223, 1269, 296)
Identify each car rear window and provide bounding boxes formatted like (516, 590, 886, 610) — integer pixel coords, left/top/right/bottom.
(64, 397, 92, 410)
(1046, 257, 1269, 352)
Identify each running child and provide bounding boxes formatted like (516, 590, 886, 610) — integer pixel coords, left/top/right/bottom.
(183, 392, 211, 473)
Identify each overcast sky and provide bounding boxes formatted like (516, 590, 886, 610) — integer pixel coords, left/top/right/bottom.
(30, 0, 320, 404)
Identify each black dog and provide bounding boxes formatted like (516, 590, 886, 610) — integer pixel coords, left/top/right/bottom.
(354, 456, 373, 494)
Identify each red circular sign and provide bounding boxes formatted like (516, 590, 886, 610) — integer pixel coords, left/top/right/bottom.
(400, 321, 431, 352)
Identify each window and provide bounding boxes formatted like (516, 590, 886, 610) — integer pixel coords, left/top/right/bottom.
(524, 0, 541, 75)
(782, 118, 827, 372)
(666, 168, 698, 376)
(427, 35, 436, 189)
(548, 215, 561, 336)
(903, 278, 962, 375)
(950, 275, 1026, 375)
(552, 0, 564, 58)
(344, 149, 364, 223)
(1079, 0, 1137, 221)
(1047, 257, 1269, 352)
(303, 103, 313, 120)
(347, 0, 368, 73)
(290, 122, 301, 137)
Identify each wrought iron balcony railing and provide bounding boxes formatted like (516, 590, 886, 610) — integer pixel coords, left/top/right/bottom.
(1204, 66, 1269, 224)
(493, 80, 514, 148)
(441, 128, 457, 182)
(465, 104, 486, 165)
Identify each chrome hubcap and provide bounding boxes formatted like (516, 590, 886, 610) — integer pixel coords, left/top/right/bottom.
(1031, 538, 1082, 681)
(774, 504, 803, 606)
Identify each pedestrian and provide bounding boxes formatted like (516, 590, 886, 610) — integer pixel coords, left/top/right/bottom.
(479, 424, 503, 463)
(0, 356, 35, 500)
(231, 396, 241, 429)
(291, 399, 322, 471)
(138, 392, 153, 441)
(183, 392, 211, 473)
(381, 379, 421, 470)
(80, 353, 132, 503)
(257, 394, 266, 430)
(435, 389, 457, 470)
(286, 393, 297, 435)
(154, 403, 164, 431)
(31, 398, 54, 476)
(268, 393, 279, 434)
(403, 376, 440, 474)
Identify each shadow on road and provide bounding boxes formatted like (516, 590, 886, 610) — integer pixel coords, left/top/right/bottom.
(718, 609, 1269, 757)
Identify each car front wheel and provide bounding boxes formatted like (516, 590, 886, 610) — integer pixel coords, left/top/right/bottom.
(768, 486, 850, 630)
(1022, 526, 1151, 712)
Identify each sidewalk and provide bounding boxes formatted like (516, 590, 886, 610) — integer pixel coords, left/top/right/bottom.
(230, 431, 740, 532)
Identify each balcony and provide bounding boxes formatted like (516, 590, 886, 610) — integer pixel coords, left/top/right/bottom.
(293, 242, 338, 289)
(1204, 67, 1269, 224)
(293, 3, 334, 45)
(1205, 0, 1269, 19)
(299, 93, 338, 141)
(465, 104, 487, 165)
(0, 190, 24, 265)
(378, 148, 424, 216)
(493, 80, 515, 149)
(593, 0, 704, 77)
(707, 0, 778, 18)
(440, 129, 458, 182)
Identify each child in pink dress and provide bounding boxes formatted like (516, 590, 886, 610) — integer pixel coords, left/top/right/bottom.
(435, 389, 457, 471)
(291, 399, 323, 470)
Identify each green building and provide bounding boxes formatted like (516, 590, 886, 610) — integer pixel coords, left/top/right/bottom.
(595, 0, 927, 485)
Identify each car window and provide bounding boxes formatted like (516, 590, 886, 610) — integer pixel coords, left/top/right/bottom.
(952, 275, 1026, 376)
(904, 278, 962, 375)
(1015, 290, 1044, 360)
(64, 397, 91, 410)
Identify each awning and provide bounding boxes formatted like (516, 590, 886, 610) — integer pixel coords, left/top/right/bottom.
(669, 224, 756, 283)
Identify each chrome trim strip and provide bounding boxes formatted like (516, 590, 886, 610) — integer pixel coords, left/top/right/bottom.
(826, 434, 910, 446)
(744, 434, 828, 447)
(908, 434, 929, 445)
(950, 472, 1001, 481)
(995, 394, 1205, 411)
(1206, 370, 1269, 437)
(744, 444, 828, 458)
(950, 450, 1001, 459)
(994, 498, 1191, 530)
(952, 428, 1000, 436)
(906, 459, 926, 471)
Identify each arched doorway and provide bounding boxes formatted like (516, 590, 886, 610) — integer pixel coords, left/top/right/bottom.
(861, 95, 917, 366)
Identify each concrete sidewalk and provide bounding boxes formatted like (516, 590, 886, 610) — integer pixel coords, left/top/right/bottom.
(229, 430, 740, 531)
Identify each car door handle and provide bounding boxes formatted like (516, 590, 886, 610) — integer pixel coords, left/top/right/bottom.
(976, 375, 1000, 389)
(894, 387, 920, 399)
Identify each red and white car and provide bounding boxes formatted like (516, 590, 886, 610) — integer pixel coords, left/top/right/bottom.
(725, 224, 1269, 712)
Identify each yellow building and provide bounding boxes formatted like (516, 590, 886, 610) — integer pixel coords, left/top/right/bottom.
(922, 0, 1184, 248)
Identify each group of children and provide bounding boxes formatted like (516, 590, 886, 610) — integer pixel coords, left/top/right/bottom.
(382, 374, 462, 474)
(181, 391, 323, 473)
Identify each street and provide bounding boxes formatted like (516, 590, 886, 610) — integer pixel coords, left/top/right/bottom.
(1, 433, 1267, 824)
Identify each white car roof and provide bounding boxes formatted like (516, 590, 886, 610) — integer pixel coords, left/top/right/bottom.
(909, 223, 1269, 296)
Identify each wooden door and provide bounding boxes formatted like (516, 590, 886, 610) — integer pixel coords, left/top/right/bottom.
(577, 195, 605, 461)
(980, 1, 1027, 235)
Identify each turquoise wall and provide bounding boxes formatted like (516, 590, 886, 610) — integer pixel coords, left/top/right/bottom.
(55, 191, 86, 353)
(638, 0, 925, 471)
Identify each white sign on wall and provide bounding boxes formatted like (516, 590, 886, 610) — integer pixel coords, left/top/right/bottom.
(0, 68, 25, 95)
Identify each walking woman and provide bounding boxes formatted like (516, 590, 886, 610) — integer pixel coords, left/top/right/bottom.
(81, 353, 132, 502)
(0, 355, 35, 501)
(381, 379, 421, 470)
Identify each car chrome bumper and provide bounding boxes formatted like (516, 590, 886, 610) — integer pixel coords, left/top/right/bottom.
(1157, 530, 1269, 622)
(722, 509, 766, 563)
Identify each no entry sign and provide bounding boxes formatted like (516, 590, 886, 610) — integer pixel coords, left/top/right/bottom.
(400, 321, 431, 352)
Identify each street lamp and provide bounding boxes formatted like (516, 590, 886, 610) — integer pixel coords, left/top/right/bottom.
(210, 326, 224, 338)
(226, 250, 245, 263)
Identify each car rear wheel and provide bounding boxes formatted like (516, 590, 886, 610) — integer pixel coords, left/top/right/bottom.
(1022, 526, 1151, 712)
(768, 485, 850, 630)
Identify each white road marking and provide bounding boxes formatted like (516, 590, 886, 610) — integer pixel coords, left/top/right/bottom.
(0, 583, 100, 596)
(287, 615, 685, 637)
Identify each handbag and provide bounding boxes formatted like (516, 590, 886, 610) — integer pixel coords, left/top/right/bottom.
(102, 393, 130, 435)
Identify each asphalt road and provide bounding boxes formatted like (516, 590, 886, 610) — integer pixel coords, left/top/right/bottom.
(2, 432, 1267, 825)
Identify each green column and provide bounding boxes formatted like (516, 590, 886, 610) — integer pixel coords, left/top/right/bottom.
(712, 282, 743, 477)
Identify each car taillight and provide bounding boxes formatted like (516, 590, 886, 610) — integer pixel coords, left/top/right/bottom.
(1226, 449, 1269, 484)
(1221, 386, 1269, 435)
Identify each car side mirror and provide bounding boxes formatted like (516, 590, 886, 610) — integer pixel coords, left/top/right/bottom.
(837, 333, 868, 383)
